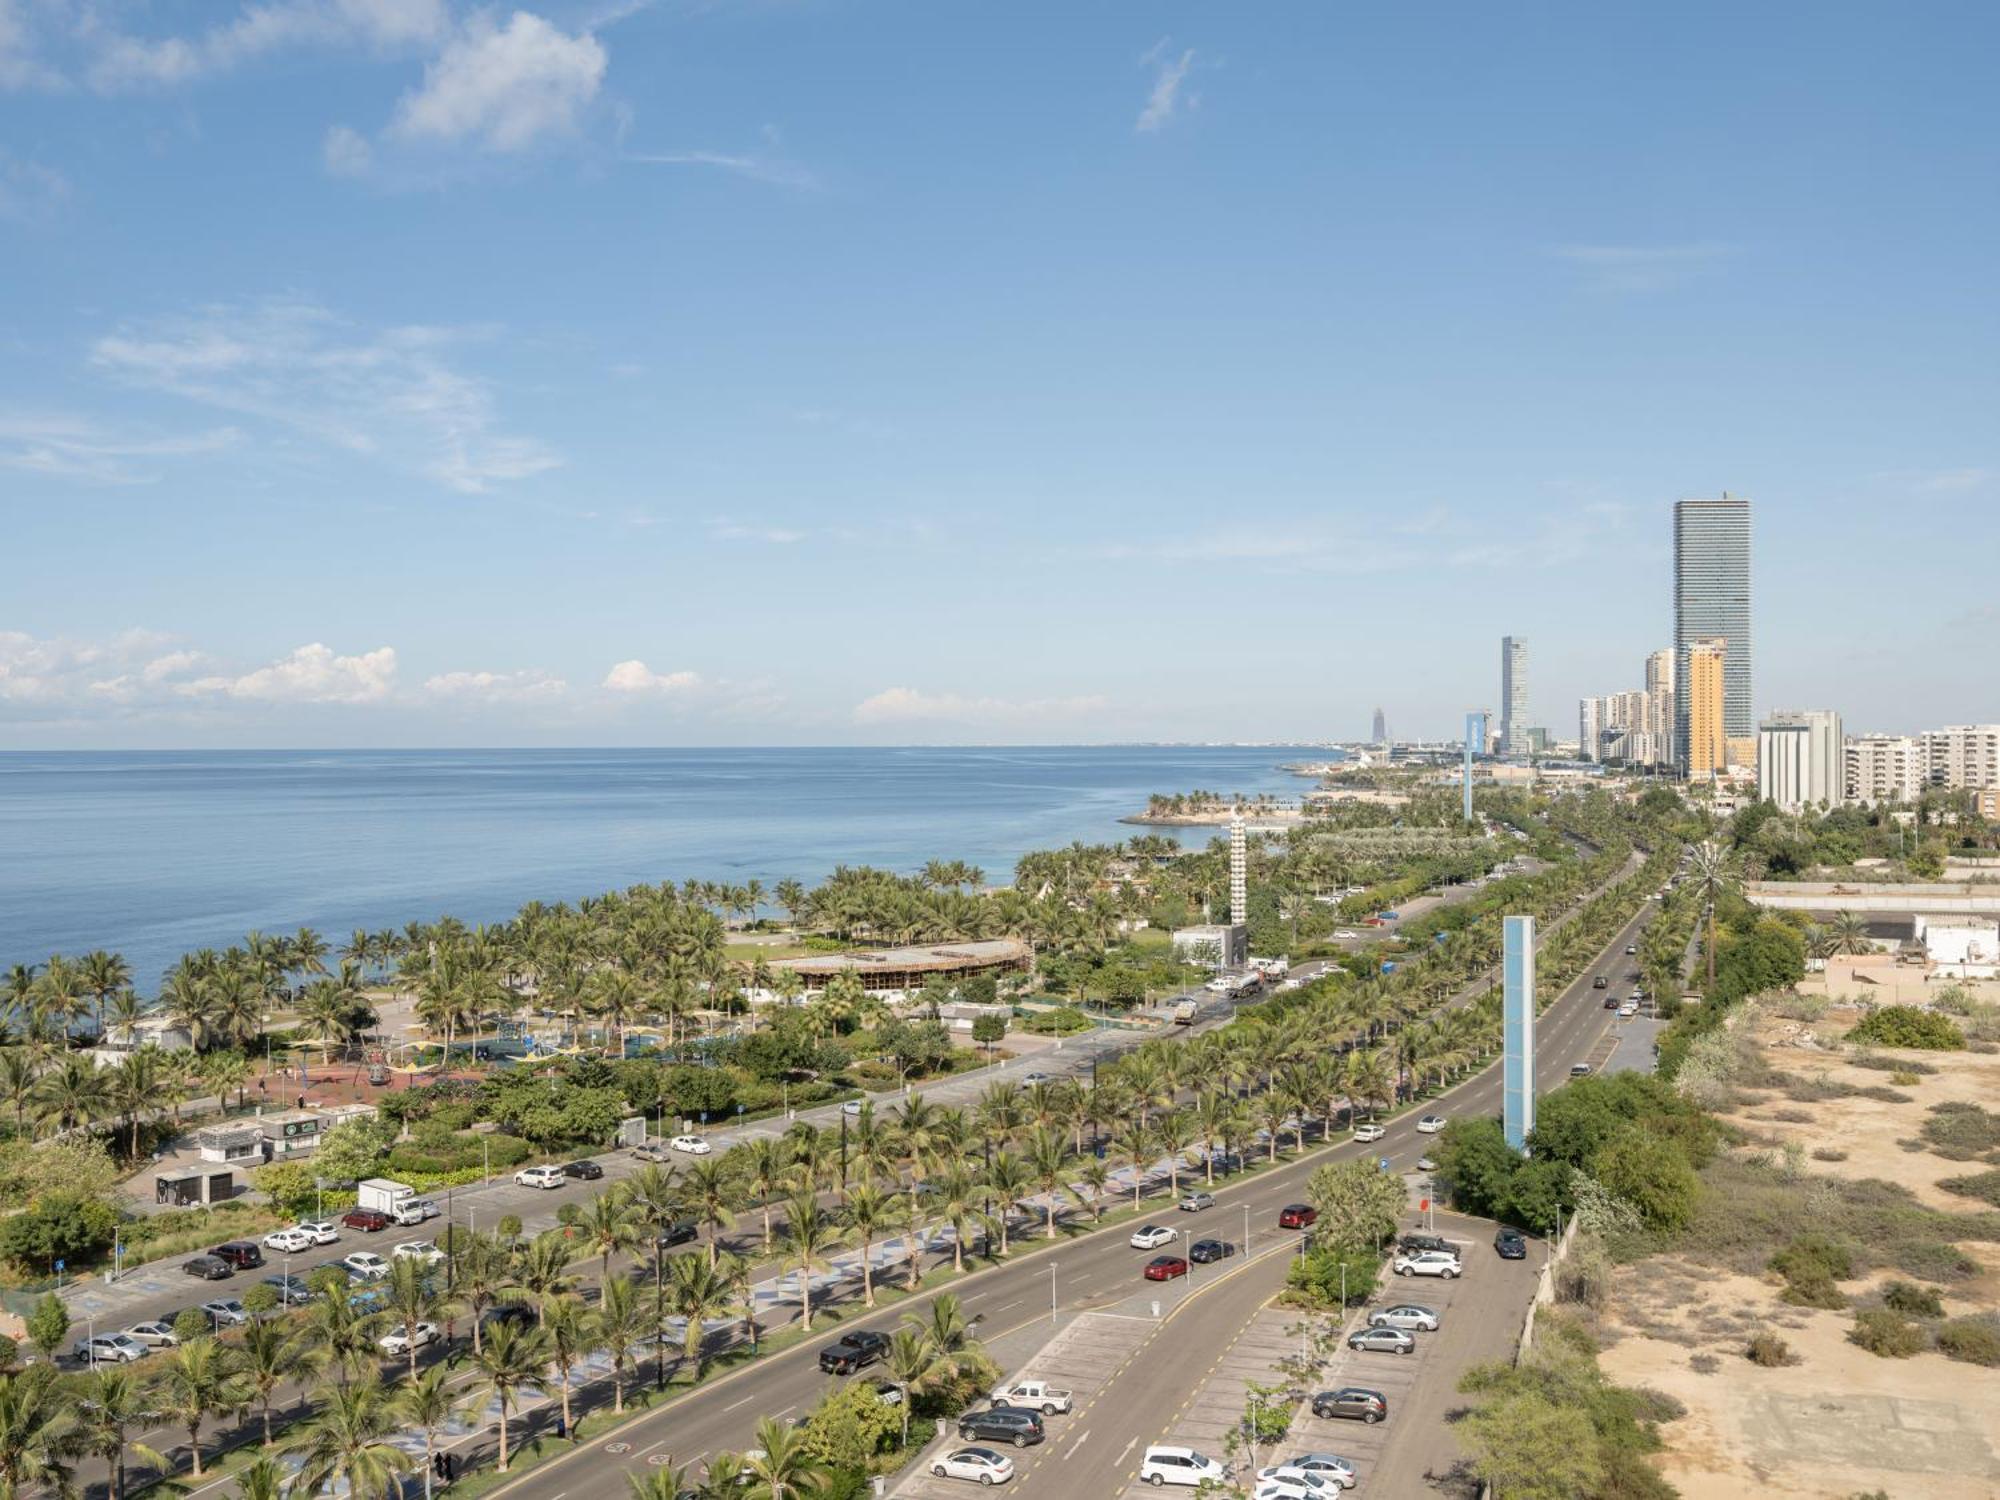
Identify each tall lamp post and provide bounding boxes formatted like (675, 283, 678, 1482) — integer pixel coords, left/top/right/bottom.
(1049, 1261, 1059, 1326)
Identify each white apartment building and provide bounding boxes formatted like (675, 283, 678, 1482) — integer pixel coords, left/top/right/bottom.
(1578, 697, 1605, 763)
(1846, 734, 1925, 805)
(1758, 710, 1843, 811)
(1924, 725, 2000, 789)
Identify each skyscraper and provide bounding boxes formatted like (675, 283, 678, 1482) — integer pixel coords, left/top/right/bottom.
(1686, 638, 1727, 778)
(1500, 636, 1528, 755)
(1673, 497, 1752, 773)
(1371, 707, 1387, 746)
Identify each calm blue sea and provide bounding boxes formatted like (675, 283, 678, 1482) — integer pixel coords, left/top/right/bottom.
(0, 746, 1329, 989)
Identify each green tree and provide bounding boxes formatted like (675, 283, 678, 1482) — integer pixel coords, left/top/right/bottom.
(73, 1366, 167, 1500)
(740, 1414, 831, 1500)
(1434, 1117, 1521, 1221)
(147, 1335, 249, 1477)
(254, 1160, 319, 1219)
(1459, 1388, 1606, 1500)
(394, 1365, 466, 1500)
(1305, 1159, 1407, 1254)
(467, 1319, 551, 1472)
(24, 1294, 66, 1362)
(0, 1363, 80, 1498)
(285, 1375, 410, 1500)
(1595, 1129, 1699, 1232)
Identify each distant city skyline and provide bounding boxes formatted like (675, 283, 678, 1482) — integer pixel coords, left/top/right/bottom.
(3, 4, 1996, 748)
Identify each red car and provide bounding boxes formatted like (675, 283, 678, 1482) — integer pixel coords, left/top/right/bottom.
(1144, 1255, 1189, 1281)
(340, 1208, 392, 1232)
(1278, 1204, 1317, 1229)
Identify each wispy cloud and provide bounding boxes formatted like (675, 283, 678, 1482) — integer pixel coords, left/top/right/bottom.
(853, 687, 1108, 727)
(424, 667, 568, 703)
(1551, 243, 1733, 294)
(88, 298, 558, 493)
(86, 0, 450, 91)
(0, 149, 68, 222)
(625, 126, 818, 191)
(0, 412, 242, 485)
(1136, 39, 1196, 133)
(1911, 467, 1992, 494)
(710, 520, 806, 545)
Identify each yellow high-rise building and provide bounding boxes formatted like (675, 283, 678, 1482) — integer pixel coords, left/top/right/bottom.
(1687, 638, 1727, 778)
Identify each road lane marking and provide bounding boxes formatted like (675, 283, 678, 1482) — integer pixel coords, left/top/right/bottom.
(1061, 1428, 1091, 1458)
(1115, 1435, 1138, 1465)
(721, 1392, 757, 1412)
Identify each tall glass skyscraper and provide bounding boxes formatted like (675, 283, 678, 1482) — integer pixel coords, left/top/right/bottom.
(1673, 497, 1752, 774)
(1499, 636, 1528, 755)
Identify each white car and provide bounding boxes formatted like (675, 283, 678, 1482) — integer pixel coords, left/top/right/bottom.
(1416, 1155, 1437, 1172)
(341, 1252, 390, 1281)
(670, 1134, 712, 1155)
(514, 1165, 565, 1189)
(1393, 1250, 1462, 1279)
(930, 1447, 1014, 1485)
(392, 1240, 444, 1265)
(1255, 1476, 1343, 1500)
(123, 1321, 179, 1349)
(841, 1100, 865, 1116)
(262, 1226, 317, 1254)
(1130, 1224, 1177, 1250)
(1332, 929, 1359, 940)
(1351, 1122, 1385, 1143)
(1415, 1114, 1447, 1134)
(392, 1199, 440, 1225)
(73, 1333, 146, 1365)
(378, 1321, 440, 1356)
(1618, 1003, 1638, 1018)
(1140, 1445, 1230, 1488)
(1265, 1455, 1356, 1489)
(297, 1221, 341, 1245)
(1368, 1304, 1439, 1333)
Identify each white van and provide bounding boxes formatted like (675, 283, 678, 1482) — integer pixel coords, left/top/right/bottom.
(1140, 1445, 1230, 1487)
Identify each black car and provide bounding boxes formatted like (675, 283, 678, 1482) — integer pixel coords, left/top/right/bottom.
(209, 1241, 264, 1270)
(1398, 1233, 1452, 1256)
(1188, 1238, 1235, 1264)
(1494, 1228, 1528, 1260)
(656, 1219, 699, 1248)
(818, 1330, 890, 1375)
(1603, 993, 1621, 1008)
(561, 1160, 604, 1181)
(484, 1304, 535, 1331)
(182, 1255, 233, 1280)
(1592, 975, 1609, 989)
(956, 1407, 1045, 1448)
(1312, 1387, 1388, 1424)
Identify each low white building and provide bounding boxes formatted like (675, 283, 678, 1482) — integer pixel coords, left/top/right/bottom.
(1915, 915, 2000, 979)
(1171, 924, 1247, 970)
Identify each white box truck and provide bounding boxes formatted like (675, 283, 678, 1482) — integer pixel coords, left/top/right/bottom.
(355, 1178, 415, 1219)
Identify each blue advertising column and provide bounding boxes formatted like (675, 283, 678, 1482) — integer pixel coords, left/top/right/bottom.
(1503, 914, 1536, 1152)
(1463, 712, 1486, 823)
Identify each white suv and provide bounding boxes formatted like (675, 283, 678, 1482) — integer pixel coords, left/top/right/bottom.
(514, 1165, 565, 1189)
(1141, 1445, 1229, 1488)
(1393, 1250, 1462, 1279)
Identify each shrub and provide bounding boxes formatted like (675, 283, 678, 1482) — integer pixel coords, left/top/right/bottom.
(1880, 1280, 1944, 1317)
(1849, 1306, 1926, 1358)
(1894, 1241, 1978, 1283)
(1890, 1070, 1922, 1086)
(1846, 1006, 1966, 1050)
(1811, 1147, 1848, 1162)
(172, 1308, 211, 1344)
(1017, 1006, 1091, 1036)
(1922, 1102, 2000, 1161)
(1848, 1050, 1934, 1075)
(1746, 1332, 1796, 1367)
(1935, 1315, 2000, 1367)
(1938, 1170, 2000, 1207)
(0, 1191, 119, 1271)
(1688, 1352, 1719, 1374)
(1771, 1232, 1853, 1284)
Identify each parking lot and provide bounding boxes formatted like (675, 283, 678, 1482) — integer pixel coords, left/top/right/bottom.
(1114, 1304, 1299, 1500)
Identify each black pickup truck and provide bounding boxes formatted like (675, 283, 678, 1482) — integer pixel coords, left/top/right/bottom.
(818, 1329, 891, 1374)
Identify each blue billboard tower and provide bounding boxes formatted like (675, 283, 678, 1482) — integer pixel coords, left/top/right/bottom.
(1503, 914, 1536, 1152)
(1463, 711, 1486, 823)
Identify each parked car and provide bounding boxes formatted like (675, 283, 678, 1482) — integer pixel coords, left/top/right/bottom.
(1253, 1475, 1343, 1500)
(261, 1274, 313, 1306)
(1414, 1114, 1447, 1134)
(1278, 1204, 1317, 1229)
(1368, 1303, 1439, 1332)
(930, 1447, 1015, 1486)
(262, 1226, 317, 1254)
(513, 1166, 565, 1190)
(1139, 1445, 1230, 1487)
(209, 1241, 264, 1269)
(989, 1380, 1072, 1414)
(1618, 1002, 1638, 1018)
(73, 1333, 146, 1365)
(1144, 1255, 1189, 1281)
(561, 1160, 603, 1181)
(1189, 1238, 1234, 1264)
(1346, 1326, 1416, 1355)
(631, 1141, 671, 1163)
(201, 1299, 248, 1328)
(1494, 1228, 1528, 1260)
(1178, 1190, 1215, 1213)
(669, 1135, 712, 1155)
(182, 1255, 233, 1280)
(1020, 1072, 1051, 1085)
(341, 1252, 390, 1282)
(297, 1221, 341, 1244)
(957, 1407, 1045, 1449)
(341, 1208, 393, 1231)
(392, 1240, 443, 1265)
(123, 1321, 179, 1349)
(1393, 1251, 1462, 1279)
(819, 1330, 891, 1374)
(1311, 1388, 1387, 1424)
(1399, 1232, 1451, 1255)
(394, 1198, 440, 1224)
(1569, 1062, 1593, 1077)
(378, 1322, 439, 1356)
(1351, 1123, 1385, 1143)
(1260, 1456, 1356, 1491)
(1130, 1224, 1177, 1249)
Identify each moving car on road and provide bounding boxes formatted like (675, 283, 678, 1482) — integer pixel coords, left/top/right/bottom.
(1351, 1123, 1385, 1143)
(1278, 1204, 1317, 1229)
(1178, 1190, 1215, 1212)
(1393, 1250, 1462, 1279)
(670, 1134, 712, 1155)
(1346, 1326, 1416, 1355)
(1569, 1062, 1593, 1077)
(930, 1447, 1014, 1486)
(1494, 1228, 1528, 1260)
(957, 1407, 1044, 1449)
(514, 1166, 565, 1190)
(1144, 1255, 1189, 1281)
(1369, 1303, 1439, 1332)
(1189, 1238, 1234, 1264)
(656, 1219, 700, 1248)
(1140, 1445, 1230, 1487)
(1130, 1223, 1177, 1249)
(378, 1322, 439, 1356)
(819, 1330, 890, 1374)
(1415, 1114, 1447, 1134)
(1311, 1388, 1388, 1424)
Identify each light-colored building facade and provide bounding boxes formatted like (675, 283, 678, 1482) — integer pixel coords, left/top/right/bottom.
(1757, 710, 1844, 811)
(1845, 734, 1926, 806)
(1685, 638, 1728, 778)
(1578, 696, 1604, 763)
(1924, 725, 2000, 790)
(1500, 636, 1528, 755)
(1674, 496, 1752, 773)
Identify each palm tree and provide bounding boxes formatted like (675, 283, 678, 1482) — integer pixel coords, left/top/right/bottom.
(0, 1050, 38, 1136)
(1828, 909, 1870, 957)
(104, 1047, 162, 1158)
(237, 1316, 310, 1445)
(73, 1366, 166, 1500)
(0, 1363, 78, 1498)
(1069, 1158, 1113, 1223)
(80, 949, 131, 1041)
(841, 1181, 896, 1307)
(1113, 1120, 1154, 1209)
(236, 1455, 287, 1500)
(285, 1375, 410, 1500)
(1024, 1126, 1070, 1239)
(381, 1257, 448, 1382)
(905, 1292, 987, 1396)
(574, 1189, 643, 1295)
(147, 1334, 248, 1477)
(299, 1282, 384, 1386)
(450, 1232, 511, 1356)
(739, 1415, 830, 1500)
(1688, 838, 1740, 990)
(393, 1365, 466, 1500)
(1153, 1111, 1196, 1197)
(684, 1157, 739, 1269)
(597, 1272, 650, 1412)
(628, 1463, 701, 1500)
(467, 1319, 551, 1473)
(883, 1328, 931, 1448)
(665, 1253, 734, 1384)
(982, 1152, 1033, 1255)
(930, 1164, 989, 1273)
(776, 1189, 843, 1333)
(542, 1293, 596, 1443)
(32, 1054, 108, 1136)
(742, 1136, 793, 1252)
(509, 1230, 576, 1326)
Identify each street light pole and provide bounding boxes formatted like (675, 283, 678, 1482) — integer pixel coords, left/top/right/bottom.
(1242, 1202, 1250, 1259)
(1050, 1261, 1059, 1326)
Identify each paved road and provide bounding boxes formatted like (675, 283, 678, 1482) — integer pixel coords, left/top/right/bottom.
(479, 890, 1661, 1499)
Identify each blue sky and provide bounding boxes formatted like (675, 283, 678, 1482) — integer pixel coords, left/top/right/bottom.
(2, 1, 1995, 748)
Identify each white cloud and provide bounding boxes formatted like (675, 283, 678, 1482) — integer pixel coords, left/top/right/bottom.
(626, 127, 818, 191)
(87, 0, 449, 90)
(323, 124, 373, 177)
(1551, 243, 1732, 294)
(182, 643, 398, 704)
(1136, 39, 1196, 133)
(710, 520, 806, 544)
(89, 298, 558, 493)
(1912, 468, 1992, 494)
(852, 687, 1108, 726)
(0, 412, 242, 484)
(0, 149, 68, 222)
(0, 630, 191, 707)
(602, 660, 701, 694)
(0, 0, 64, 89)
(391, 11, 606, 152)
(424, 667, 567, 702)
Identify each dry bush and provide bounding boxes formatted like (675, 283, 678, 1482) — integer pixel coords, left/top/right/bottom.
(1746, 1332, 1798, 1367)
